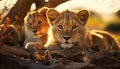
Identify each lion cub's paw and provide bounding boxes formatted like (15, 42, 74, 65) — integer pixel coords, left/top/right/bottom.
(25, 42, 43, 51)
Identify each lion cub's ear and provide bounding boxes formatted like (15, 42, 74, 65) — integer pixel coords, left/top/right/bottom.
(47, 9, 59, 23)
(39, 7, 48, 17)
(76, 10, 89, 25)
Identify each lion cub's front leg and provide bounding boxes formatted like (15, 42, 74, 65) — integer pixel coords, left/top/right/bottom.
(25, 42, 44, 51)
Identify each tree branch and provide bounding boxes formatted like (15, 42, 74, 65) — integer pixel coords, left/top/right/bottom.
(45, 0, 69, 8)
(0, 44, 31, 57)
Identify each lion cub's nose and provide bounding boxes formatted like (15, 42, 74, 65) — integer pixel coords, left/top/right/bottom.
(33, 29, 37, 33)
(63, 36, 71, 41)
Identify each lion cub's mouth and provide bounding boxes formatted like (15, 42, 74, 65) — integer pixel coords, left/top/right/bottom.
(60, 43, 73, 49)
(34, 33, 42, 38)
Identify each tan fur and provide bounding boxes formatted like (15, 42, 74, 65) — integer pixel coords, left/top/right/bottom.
(45, 9, 120, 52)
(24, 7, 50, 51)
(90, 30, 120, 51)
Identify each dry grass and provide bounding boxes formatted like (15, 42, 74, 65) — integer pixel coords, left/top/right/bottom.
(87, 15, 105, 30)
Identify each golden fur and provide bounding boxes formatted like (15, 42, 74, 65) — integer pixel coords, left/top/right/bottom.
(90, 30, 120, 51)
(24, 7, 50, 51)
(45, 9, 120, 52)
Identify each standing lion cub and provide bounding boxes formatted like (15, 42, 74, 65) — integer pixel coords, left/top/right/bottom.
(24, 7, 50, 51)
(45, 8, 120, 52)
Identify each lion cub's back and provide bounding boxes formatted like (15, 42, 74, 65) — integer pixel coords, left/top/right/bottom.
(90, 30, 120, 51)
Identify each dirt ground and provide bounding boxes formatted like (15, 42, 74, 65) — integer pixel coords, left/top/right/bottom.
(0, 48, 120, 69)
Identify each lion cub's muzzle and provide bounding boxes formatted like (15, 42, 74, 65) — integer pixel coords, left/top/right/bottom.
(63, 36, 70, 43)
(60, 36, 73, 49)
(33, 29, 37, 33)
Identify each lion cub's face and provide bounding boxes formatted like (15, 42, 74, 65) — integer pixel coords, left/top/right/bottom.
(24, 7, 50, 38)
(47, 9, 89, 48)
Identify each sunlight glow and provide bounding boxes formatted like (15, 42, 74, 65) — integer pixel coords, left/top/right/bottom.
(44, 26, 54, 48)
(91, 31, 103, 39)
(45, 0, 49, 2)
(0, 0, 120, 14)
(0, 0, 17, 9)
(56, 0, 120, 14)
(0, 0, 17, 19)
(30, 3, 36, 11)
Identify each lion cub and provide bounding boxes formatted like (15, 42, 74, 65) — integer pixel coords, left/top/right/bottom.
(24, 7, 50, 51)
(45, 9, 120, 53)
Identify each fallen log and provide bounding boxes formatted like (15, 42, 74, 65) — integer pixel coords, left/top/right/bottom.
(0, 44, 31, 58)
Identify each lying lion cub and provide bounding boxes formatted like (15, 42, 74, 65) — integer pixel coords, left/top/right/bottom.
(45, 8, 120, 52)
(24, 7, 50, 51)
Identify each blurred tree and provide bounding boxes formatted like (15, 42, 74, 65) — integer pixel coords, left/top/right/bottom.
(1, 0, 68, 26)
(116, 10, 120, 18)
(2, 0, 34, 26)
(105, 10, 120, 33)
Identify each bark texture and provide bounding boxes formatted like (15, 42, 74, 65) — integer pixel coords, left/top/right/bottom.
(2, 0, 68, 26)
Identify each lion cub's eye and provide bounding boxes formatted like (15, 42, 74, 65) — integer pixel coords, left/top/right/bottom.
(57, 25, 63, 30)
(72, 25, 78, 30)
(38, 21, 42, 26)
(29, 23, 32, 25)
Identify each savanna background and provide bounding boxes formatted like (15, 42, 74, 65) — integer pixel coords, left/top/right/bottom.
(0, 0, 120, 42)
(0, 0, 120, 69)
